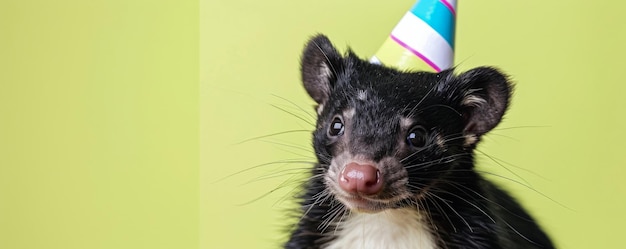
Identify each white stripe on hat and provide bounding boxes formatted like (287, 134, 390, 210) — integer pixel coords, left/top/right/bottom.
(390, 11, 454, 71)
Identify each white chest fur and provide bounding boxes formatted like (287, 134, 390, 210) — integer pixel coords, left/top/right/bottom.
(323, 209, 437, 249)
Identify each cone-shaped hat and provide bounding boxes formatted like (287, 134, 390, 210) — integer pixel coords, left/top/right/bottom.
(371, 0, 457, 72)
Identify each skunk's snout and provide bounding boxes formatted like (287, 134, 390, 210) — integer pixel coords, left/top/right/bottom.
(338, 162, 383, 195)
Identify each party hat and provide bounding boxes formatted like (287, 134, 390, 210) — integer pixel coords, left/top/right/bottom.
(370, 0, 457, 72)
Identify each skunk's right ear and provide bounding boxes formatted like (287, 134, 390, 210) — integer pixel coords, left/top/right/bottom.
(437, 67, 512, 141)
(301, 34, 342, 105)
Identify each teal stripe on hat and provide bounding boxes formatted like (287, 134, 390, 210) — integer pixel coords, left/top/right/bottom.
(409, 0, 456, 47)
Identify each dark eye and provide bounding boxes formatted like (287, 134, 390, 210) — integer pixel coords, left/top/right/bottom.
(328, 116, 345, 136)
(407, 126, 428, 148)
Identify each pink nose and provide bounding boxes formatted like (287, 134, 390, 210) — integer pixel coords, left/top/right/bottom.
(339, 162, 383, 195)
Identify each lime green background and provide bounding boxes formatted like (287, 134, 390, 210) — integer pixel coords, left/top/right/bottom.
(0, 1, 198, 248)
(203, 1, 626, 248)
(1, 0, 625, 249)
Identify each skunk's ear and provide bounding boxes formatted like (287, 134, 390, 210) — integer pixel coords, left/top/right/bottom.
(300, 34, 342, 105)
(446, 67, 512, 140)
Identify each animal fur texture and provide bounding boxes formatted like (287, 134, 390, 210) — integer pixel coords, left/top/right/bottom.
(284, 34, 554, 249)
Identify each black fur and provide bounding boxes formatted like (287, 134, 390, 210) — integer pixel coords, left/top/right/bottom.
(285, 34, 554, 249)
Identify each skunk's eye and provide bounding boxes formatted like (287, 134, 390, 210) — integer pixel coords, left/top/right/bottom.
(407, 126, 428, 148)
(328, 116, 344, 136)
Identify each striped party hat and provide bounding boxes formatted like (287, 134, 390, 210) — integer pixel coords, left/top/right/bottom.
(370, 0, 457, 72)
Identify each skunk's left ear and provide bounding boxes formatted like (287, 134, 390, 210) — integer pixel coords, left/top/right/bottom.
(300, 34, 342, 105)
(446, 67, 513, 138)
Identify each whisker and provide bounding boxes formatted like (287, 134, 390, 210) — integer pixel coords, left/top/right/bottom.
(492, 125, 550, 131)
(270, 104, 316, 127)
(476, 149, 532, 187)
(260, 139, 315, 154)
(212, 159, 315, 183)
(483, 132, 521, 142)
(426, 192, 473, 232)
(501, 218, 540, 246)
(408, 83, 438, 117)
(235, 129, 311, 145)
(271, 93, 317, 120)
(237, 173, 302, 206)
(404, 153, 471, 170)
(242, 167, 313, 186)
(476, 170, 573, 211)
(298, 188, 330, 222)
(430, 195, 456, 233)
(429, 187, 496, 224)
(475, 150, 551, 182)
(319, 204, 344, 233)
(443, 181, 535, 222)
(334, 208, 350, 235)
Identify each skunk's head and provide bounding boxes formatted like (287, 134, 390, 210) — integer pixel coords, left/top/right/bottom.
(301, 34, 512, 213)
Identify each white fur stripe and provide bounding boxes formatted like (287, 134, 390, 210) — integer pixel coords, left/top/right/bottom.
(323, 209, 436, 249)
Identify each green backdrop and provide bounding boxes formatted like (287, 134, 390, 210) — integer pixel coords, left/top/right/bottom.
(2, 0, 625, 248)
